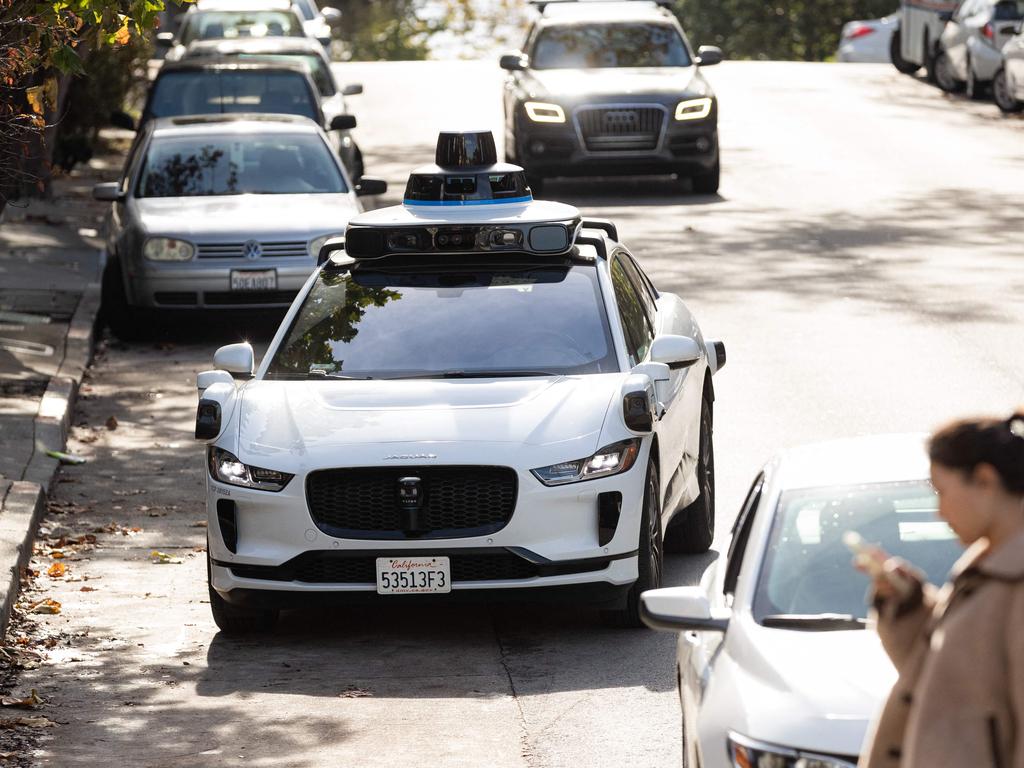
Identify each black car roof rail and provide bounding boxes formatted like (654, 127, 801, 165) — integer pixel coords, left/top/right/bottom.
(581, 218, 618, 242)
(574, 232, 607, 260)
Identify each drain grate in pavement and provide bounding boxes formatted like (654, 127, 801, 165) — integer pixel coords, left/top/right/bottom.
(0, 290, 79, 322)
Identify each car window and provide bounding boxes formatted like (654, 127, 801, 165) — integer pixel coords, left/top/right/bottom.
(611, 257, 653, 366)
(723, 473, 764, 596)
(266, 264, 619, 378)
(618, 253, 657, 329)
(293, 0, 316, 21)
(231, 52, 335, 96)
(147, 70, 318, 122)
(531, 23, 691, 69)
(136, 132, 346, 197)
(181, 11, 305, 45)
(994, 0, 1024, 20)
(752, 480, 963, 622)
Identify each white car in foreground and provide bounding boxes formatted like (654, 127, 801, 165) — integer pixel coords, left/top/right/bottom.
(195, 130, 725, 632)
(641, 434, 963, 767)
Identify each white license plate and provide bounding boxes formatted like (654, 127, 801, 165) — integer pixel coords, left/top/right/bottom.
(375, 556, 451, 595)
(230, 269, 277, 291)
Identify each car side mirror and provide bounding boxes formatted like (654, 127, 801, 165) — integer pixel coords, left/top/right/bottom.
(110, 111, 136, 131)
(640, 587, 730, 632)
(499, 52, 527, 71)
(214, 342, 254, 379)
(341, 83, 363, 96)
(330, 114, 357, 131)
(155, 31, 175, 48)
(92, 182, 124, 202)
(696, 45, 724, 66)
(354, 176, 387, 196)
(320, 6, 342, 27)
(650, 334, 701, 370)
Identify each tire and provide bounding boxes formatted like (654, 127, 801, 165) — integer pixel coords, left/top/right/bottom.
(208, 553, 278, 634)
(664, 391, 715, 555)
(100, 258, 148, 342)
(993, 68, 1023, 113)
(934, 50, 964, 93)
(601, 459, 663, 628)
(965, 55, 987, 100)
(890, 29, 919, 75)
(690, 158, 720, 195)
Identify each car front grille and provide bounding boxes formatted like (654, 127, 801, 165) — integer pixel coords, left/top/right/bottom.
(306, 466, 518, 540)
(575, 105, 666, 152)
(196, 241, 309, 259)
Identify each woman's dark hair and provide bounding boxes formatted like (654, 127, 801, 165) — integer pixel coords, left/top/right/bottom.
(929, 411, 1024, 494)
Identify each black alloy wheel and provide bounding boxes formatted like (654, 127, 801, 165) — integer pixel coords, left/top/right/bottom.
(664, 392, 715, 554)
(993, 68, 1024, 112)
(207, 551, 279, 634)
(601, 460, 663, 628)
(934, 50, 964, 92)
(890, 29, 920, 74)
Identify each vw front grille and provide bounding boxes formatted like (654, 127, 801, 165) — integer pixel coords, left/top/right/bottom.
(196, 241, 308, 259)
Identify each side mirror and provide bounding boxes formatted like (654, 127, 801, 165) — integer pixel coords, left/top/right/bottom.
(197, 369, 235, 395)
(320, 6, 343, 27)
(110, 111, 136, 131)
(92, 182, 124, 202)
(640, 587, 730, 632)
(329, 114, 357, 131)
(214, 342, 254, 379)
(696, 45, 724, 66)
(621, 374, 656, 434)
(155, 31, 175, 48)
(650, 334, 701, 370)
(499, 52, 527, 71)
(341, 83, 363, 96)
(317, 236, 346, 266)
(354, 176, 387, 197)
(195, 399, 222, 440)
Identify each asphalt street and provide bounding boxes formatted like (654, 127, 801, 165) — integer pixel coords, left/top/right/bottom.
(7, 62, 1023, 767)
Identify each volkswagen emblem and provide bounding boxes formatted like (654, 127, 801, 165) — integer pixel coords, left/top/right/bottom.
(243, 239, 262, 259)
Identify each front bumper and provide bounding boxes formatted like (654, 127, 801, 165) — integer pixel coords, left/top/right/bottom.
(124, 259, 315, 309)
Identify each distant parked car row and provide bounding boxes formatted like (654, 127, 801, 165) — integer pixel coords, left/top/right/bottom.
(839, 1, 1024, 113)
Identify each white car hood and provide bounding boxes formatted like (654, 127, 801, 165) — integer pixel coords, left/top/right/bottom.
(235, 375, 623, 466)
(135, 193, 358, 240)
(723, 620, 895, 757)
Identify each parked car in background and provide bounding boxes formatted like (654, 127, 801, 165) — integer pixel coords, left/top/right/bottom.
(156, 2, 306, 61)
(837, 13, 899, 63)
(892, 0, 958, 78)
(641, 434, 963, 768)
(92, 114, 385, 337)
(993, 20, 1024, 110)
(289, 0, 341, 51)
(934, 0, 1024, 97)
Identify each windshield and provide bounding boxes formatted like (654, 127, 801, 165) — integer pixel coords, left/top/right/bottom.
(753, 481, 963, 623)
(266, 264, 618, 379)
(146, 70, 318, 121)
(181, 11, 304, 45)
(531, 23, 691, 69)
(228, 52, 334, 96)
(136, 133, 346, 197)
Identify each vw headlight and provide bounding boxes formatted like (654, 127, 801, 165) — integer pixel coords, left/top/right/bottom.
(531, 439, 640, 486)
(310, 233, 345, 258)
(143, 237, 194, 261)
(727, 733, 857, 768)
(524, 101, 566, 123)
(208, 447, 293, 492)
(675, 97, 713, 121)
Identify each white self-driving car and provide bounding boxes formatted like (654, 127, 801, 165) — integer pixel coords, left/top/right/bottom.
(195, 130, 725, 633)
(640, 435, 964, 768)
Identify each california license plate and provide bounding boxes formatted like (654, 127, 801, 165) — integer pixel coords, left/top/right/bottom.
(375, 556, 451, 595)
(230, 269, 277, 291)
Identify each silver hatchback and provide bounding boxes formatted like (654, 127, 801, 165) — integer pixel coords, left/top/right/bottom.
(935, 0, 1024, 97)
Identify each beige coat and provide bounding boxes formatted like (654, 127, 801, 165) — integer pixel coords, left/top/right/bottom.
(861, 528, 1024, 768)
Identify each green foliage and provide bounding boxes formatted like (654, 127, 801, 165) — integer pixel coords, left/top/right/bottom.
(668, 0, 898, 61)
(334, 0, 435, 61)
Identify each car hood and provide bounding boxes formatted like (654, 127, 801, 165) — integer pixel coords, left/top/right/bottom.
(134, 194, 358, 240)
(235, 374, 624, 466)
(525, 67, 707, 102)
(722, 620, 895, 757)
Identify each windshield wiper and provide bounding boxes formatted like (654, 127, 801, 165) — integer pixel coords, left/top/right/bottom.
(264, 371, 373, 380)
(386, 370, 561, 380)
(759, 613, 867, 631)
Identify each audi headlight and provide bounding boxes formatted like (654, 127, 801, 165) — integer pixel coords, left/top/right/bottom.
(531, 439, 640, 486)
(524, 101, 566, 123)
(675, 97, 713, 121)
(310, 233, 345, 258)
(143, 237, 194, 261)
(727, 733, 857, 768)
(208, 447, 293, 492)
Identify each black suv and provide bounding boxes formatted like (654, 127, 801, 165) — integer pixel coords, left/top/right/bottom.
(501, 0, 723, 194)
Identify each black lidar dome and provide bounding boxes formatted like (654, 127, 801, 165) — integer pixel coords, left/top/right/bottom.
(435, 131, 498, 168)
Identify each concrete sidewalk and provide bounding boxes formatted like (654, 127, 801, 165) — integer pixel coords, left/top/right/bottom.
(0, 148, 114, 632)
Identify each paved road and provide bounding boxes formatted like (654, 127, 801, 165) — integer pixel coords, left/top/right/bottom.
(9, 62, 1023, 767)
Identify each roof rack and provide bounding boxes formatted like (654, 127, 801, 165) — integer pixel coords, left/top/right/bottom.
(528, 0, 671, 13)
(581, 218, 618, 241)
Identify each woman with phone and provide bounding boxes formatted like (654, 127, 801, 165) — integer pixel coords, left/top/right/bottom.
(858, 411, 1024, 768)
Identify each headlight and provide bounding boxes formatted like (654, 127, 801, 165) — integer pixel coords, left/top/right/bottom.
(531, 439, 640, 486)
(310, 233, 345, 258)
(727, 733, 857, 768)
(143, 237, 194, 261)
(208, 447, 293, 492)
(675, 97, 713, 121)
(524, 101, 566, 123)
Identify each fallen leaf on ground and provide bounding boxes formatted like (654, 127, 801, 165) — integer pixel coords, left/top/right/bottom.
(150, 551, 182, 564)
(79, 586, 97, 592)
(46, 563, 66, 578)
(105, 415, 118, 430)
(191, 521, 208, 528)
(0, 716, 56, 728)
(49, 551, 65, 559)
(1, 690, 43, 709)
(30, 599, 61, 615)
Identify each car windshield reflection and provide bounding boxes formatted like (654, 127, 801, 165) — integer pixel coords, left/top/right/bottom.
(532, 23, 691, 69)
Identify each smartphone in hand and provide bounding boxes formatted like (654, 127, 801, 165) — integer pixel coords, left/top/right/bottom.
(844, 531, 915, 598)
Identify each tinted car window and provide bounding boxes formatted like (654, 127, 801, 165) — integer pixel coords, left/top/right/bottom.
(136, 133, 345, 197)
(618, 254, 657, 329)
(611, 257, 653, 365)
(531, 23, 691, 69)
(267, 265, 618, 378)
(231, 52, 335, 95)
(181, 11, 304, 45)
(147, 70, 318, 121)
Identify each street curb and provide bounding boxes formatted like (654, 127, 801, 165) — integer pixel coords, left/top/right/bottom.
(0, 482, 45, 636)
